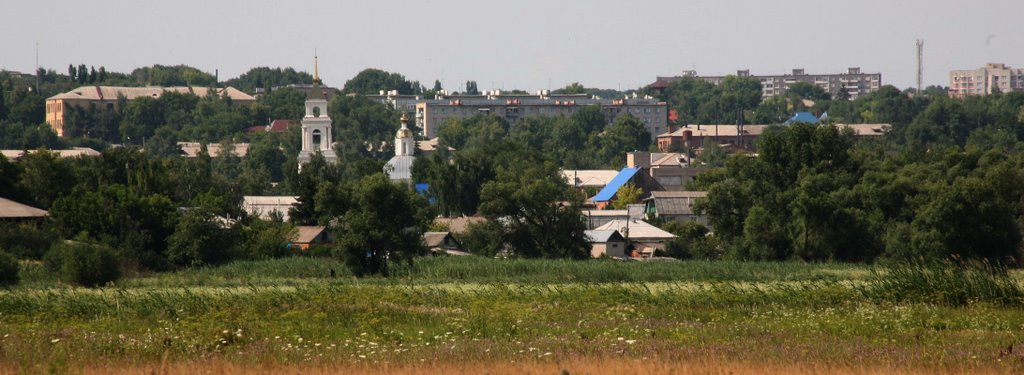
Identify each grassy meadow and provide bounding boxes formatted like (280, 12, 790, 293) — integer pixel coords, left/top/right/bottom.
(2, 257, 1024, 374)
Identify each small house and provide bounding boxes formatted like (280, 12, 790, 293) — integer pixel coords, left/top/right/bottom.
(0, 197, 48, 222)
(291, 226, 330, 250)
(584, 230, 627, 258)
(423, 231, 468, 256)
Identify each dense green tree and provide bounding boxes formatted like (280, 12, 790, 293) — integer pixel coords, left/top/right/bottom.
(17, 150, 75, 208)
(465, 80, 480, 95)
(0, 251, 19, 286)
(333, 174, 432, 276)
(166, 208, 240, 267)
(224, 67, 313, 93)
(719, 76, 762, 123)
(611, 182, 643, 209)
(46, 237, 121, 287)
(479, 162, 589, 259)
(50, 184, 178, 270)
(342, 68, 416, 95)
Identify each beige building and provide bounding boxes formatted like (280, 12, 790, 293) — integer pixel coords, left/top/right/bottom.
(949, 63, 1024, 98)
(45, 86, 255, 137)
(415, 92, 668, 140)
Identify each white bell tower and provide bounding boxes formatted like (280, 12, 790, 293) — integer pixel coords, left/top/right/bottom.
(394, 113, 415, 157)
(297, 55, 337, 171)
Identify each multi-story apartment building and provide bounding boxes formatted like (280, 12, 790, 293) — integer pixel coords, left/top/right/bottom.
(414, 91, 668, 140)
(46, 86, 254, 137)
(949, 63, 1024, 98)
(650, 67, 882, 99)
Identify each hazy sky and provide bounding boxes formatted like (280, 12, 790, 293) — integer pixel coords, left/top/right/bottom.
(2, 0, 1022, 92)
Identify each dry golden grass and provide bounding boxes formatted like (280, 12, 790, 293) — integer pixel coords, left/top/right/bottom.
(13, 356, 1012, 375)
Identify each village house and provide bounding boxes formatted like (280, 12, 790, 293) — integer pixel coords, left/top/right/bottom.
(290, 226, 330, 250)
(584, 229, 627, 258)
(422, 232, 467, 256)
(595, 219, 676, 257)
(242, 196, 298, 222)
(0, 197, 48, 222)
(644, 191, 709, 226)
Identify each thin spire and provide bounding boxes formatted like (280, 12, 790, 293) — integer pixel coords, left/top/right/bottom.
(313, 51, 320, 85)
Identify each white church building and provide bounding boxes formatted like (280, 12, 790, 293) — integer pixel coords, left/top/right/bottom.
(297, 56, 337, 171)
(385, 113, 416, 184)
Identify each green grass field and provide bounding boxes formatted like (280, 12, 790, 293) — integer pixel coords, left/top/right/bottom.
(3, 257, 1023, 374)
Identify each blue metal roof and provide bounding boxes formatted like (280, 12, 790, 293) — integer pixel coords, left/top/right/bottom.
(784, 112, 820, 125)
(592, 168, 641, 202)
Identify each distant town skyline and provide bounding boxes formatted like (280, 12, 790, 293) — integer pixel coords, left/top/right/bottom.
(2, 0, 1022, 93)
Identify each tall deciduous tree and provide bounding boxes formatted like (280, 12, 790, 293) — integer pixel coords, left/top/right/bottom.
(334, 174, 432, 276)
(479, 161, 589, 259)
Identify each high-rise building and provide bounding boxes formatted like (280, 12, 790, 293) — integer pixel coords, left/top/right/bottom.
(649, 68, 882, 99)
(949, 63, 1024, 98)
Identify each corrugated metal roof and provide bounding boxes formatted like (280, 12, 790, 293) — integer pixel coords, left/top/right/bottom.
(0, 197, 48, 218)
(592, 168, 641, 202)
(584, 230, 624, 243)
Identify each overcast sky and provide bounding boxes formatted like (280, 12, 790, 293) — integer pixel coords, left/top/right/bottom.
(2, 0, 1022, 92)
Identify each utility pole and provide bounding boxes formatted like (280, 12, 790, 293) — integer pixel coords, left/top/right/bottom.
(35, 42, 39, 92)
(916, 39, 924, 96)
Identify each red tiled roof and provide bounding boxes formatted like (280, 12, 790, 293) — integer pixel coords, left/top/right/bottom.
(245, 125, 266, 133)
(269, 119, 292, 133)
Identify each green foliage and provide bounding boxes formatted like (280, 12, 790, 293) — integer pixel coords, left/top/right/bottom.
(166, 208, 240, 267)
(0, 251, 19, 286)
(328, 94, 401, 159)
(223, 67, 313, 93)
(243, 219, 295, 259)
(49, 184, 178, 270)
(16, 149, 75, 208)
(459, 221, 505, 256)
(130, 65, 215, 86)
(479, 161, 589, 259)
(46, 238, 122, 287)
(611, 182, 642, 209)
(342, 68, 416, 95)
(464, 80, 479, 95)
(661, 221, 719, 260)
(333, 174, 431, 276)
(0, 223, 60, 260)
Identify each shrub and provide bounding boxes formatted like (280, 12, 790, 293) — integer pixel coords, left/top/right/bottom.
(46, 240, 122, 287)
(0, 251, 19, 286)
(460, 221, 505, 256)
(0, 224, 60, 260)
(244, 219, 294, 259)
